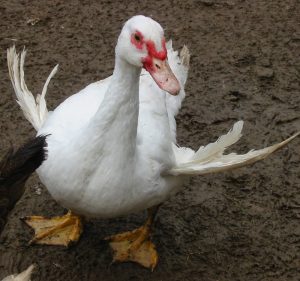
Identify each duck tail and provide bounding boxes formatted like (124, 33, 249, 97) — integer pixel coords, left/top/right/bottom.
(7, 46, 58, 131)
(169, 121, 299, 176)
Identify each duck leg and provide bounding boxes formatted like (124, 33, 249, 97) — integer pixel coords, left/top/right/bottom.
(105, 205, 160, 270)
(22, 210, 82, 246)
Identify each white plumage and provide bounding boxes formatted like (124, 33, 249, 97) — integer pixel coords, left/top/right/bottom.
(7, 15, 298, 220)
(170, 122, 298, 175)
(1, 265, 34, 281)
(7, 48, 58, 131)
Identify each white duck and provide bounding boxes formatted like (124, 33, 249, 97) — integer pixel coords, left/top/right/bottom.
(7, 15, 298, 270)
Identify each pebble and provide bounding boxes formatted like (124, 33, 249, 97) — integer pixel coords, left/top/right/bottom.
(255, 66, 274, 78)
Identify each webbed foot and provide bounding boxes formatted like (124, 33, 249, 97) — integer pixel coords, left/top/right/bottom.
(22, 210, 82, 246)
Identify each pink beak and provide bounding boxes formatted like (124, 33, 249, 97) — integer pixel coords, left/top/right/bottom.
(144, 58, 181, 96)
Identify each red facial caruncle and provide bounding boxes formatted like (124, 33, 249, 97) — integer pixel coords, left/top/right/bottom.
(142, 39, 167, 71)
(130, 30, 180, 96)
(130, 30, 167, 70)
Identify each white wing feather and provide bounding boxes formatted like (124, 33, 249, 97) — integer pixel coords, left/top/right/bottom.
(165, 41, 190, 140)
(192, 120, 243, 162)
(166, 40, 190, 118)
(169, 121, 299, 176)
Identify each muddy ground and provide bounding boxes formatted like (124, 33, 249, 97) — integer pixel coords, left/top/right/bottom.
(0, 0, 299, 280)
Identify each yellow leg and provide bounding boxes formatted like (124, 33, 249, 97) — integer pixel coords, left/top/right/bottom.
(22, 210, 82, 246)
(105, 206, 160, 270)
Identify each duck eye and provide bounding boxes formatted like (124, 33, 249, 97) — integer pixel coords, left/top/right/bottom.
(134, 34, 141, 42)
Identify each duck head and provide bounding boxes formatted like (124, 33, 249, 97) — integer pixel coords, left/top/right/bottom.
(116, 15, 180, 95)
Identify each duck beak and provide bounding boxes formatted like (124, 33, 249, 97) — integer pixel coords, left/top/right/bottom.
(144, 58, 181, 96)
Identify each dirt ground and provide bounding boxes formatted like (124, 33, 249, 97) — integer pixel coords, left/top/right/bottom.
(0, 0, 299, 280)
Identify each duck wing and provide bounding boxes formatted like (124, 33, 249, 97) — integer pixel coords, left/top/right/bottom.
(168, 121, 299, 176)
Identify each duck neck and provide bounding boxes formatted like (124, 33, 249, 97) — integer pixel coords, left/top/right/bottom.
(87, 56, 141, 162)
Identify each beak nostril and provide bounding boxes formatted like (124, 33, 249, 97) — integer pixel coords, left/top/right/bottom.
(155, 64, 160, 69)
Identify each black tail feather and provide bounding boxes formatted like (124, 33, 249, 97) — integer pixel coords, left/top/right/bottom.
(0, 135, 48, 232)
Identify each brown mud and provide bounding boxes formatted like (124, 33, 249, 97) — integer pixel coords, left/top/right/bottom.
(0, 0, 299, 280)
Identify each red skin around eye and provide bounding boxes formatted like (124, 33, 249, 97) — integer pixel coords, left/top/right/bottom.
(130, 31, 144, 50)
(130, 31, 167, 71)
